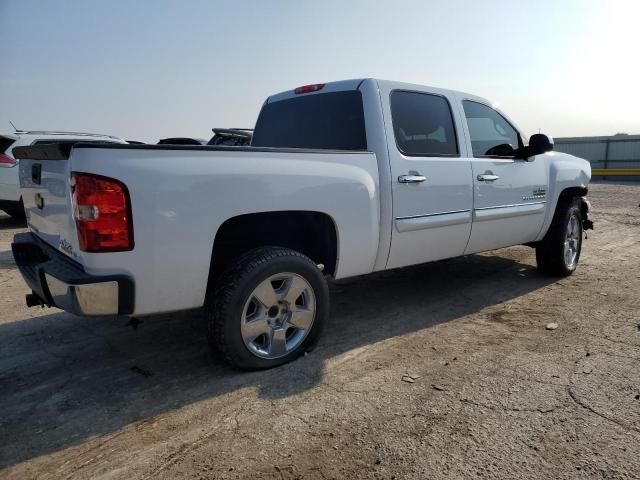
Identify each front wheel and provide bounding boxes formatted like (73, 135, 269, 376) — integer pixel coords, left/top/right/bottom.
(206, 247, 329, 370)
(536, 198, 583, 276)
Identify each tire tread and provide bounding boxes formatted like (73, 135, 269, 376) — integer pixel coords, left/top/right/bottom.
(536, 197, 582, 276)
(206, 246, 324, 369)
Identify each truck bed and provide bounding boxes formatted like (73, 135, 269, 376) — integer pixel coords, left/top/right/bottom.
(14, 143, 380, 315)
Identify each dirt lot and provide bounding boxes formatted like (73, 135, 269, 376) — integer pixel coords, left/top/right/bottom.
(0, 182, 639, 479)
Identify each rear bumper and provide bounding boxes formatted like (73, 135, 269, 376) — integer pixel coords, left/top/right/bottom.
(11, 232, 134, 316)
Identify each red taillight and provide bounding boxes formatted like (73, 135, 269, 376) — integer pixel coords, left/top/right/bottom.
(294, 83, 325, 94)
(72, 172, 133, 252)
(0, 153, 17, 167)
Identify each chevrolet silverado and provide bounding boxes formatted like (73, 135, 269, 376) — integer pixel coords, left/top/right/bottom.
(11, 79, 593, 369)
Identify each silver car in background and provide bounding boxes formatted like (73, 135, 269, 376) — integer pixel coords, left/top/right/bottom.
(0, 131, 125, 218)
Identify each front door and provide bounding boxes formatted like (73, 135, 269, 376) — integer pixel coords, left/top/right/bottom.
(383, 88, 474, 269)
(461, 100, 548, 254)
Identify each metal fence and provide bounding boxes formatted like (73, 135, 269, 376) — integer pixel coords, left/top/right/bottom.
(554, 135, 640, 179)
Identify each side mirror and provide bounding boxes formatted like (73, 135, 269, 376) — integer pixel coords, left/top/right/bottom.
(528, 133, 554, 156)
(485, 143, 516, 157)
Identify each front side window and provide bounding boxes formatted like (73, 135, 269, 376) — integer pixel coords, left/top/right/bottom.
(390, 91, 459, 156)
(463, 100, 521, 157)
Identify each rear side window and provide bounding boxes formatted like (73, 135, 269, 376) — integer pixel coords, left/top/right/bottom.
(0, 136, 16, 154)
(390, 91, 459, 156)
(252, 91, 367, 150)
(462, 100, 521, 157)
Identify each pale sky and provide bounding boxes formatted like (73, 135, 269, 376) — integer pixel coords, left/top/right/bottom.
(1, 0, 638, 142)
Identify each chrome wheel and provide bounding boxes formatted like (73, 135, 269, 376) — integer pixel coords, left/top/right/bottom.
(563, 213, 581, 269)
(240, 272, 316, 359)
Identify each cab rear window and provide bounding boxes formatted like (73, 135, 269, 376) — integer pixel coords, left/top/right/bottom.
(252, 91, 367, 150)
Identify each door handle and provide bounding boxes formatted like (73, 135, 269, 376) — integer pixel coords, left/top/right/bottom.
(398, 174, 427, 184)
(477, 174, 500, 182)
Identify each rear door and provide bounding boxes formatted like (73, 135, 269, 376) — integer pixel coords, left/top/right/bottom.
(381, 86, 474, 269)
(461, 100, 548, 254)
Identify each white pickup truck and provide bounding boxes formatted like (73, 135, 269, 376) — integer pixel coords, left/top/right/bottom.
(12, 79, 593, 369)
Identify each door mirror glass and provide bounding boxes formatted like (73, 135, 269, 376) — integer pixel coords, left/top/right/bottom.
(528, 133, 554, 155)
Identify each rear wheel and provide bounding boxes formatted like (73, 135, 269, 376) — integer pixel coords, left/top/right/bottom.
(536, 198, 583, 276)
(206, 246, 329, 370)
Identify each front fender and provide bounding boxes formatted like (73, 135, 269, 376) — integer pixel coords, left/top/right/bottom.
(535, 152, 591, 241)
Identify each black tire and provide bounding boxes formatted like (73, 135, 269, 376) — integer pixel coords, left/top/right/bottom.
(536, 197, 583, 276)
(206, 246, 329, 370)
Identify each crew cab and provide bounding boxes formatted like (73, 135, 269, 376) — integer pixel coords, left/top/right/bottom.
(0, 131, 125, 218)
(12, 79, 593, 369)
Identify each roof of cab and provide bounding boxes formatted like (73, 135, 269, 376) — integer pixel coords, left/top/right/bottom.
(265, 78, 490, 105)
(266, 79, 367, 103)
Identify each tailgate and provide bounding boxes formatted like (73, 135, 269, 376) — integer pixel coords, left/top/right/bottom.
(14, 143, 79, 260)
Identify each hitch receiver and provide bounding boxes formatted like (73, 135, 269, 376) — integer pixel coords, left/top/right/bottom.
(25, 292, 47, 308)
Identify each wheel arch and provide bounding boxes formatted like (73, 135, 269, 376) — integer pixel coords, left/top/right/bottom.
(557, 186, 588, 203)
(556, 186, 590, 222)
(208, 210, 339, 287)
(535, 184, 589, 242)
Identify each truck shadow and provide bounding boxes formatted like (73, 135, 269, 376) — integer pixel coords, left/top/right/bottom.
(0, 248, 555, 468)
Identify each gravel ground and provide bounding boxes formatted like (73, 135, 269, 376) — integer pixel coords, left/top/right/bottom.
(0, 182, 639, 479)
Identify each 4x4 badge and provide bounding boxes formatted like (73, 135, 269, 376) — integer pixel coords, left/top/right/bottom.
(523, 188, 546, 201)
(59, 238, 74, 256)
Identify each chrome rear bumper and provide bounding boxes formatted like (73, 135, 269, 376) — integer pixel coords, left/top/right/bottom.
(11, 232, 134, 316)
